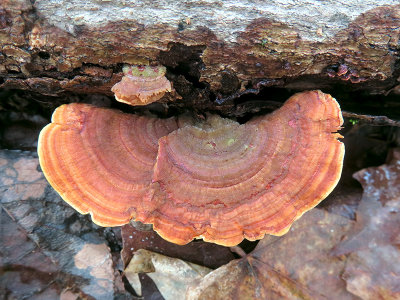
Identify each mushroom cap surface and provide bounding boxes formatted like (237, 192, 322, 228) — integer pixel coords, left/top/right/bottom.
(138, 90, 344, 246)
(111, 65, 172, 106)
(38, 91, 344, 246)
(38, 103, 178, 226)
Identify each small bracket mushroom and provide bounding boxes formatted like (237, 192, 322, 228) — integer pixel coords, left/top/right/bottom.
(111, 64, 172, 106)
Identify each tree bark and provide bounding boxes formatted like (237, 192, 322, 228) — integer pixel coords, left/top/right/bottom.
(1, 0, 400, 111)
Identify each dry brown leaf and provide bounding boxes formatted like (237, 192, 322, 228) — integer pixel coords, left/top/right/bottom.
(333, 148, 400, 300)
(0, 150, 123, 299)
(186, 209, 356, 300)
(124, 249, 211, 300)
(121, 223, 235, 268)
(1, 209, 62, 299)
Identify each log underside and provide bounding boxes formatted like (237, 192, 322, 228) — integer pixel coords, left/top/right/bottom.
(1, 0, 400, 118)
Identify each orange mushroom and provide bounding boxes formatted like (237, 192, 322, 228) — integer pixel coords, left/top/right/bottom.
(38, 90, 344, 246)
(111, 65, 172, 106)
(38, 103, 178, 226)
(137, 90, 344, 246)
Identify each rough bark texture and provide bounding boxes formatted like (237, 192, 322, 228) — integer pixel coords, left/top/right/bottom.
(1, 0, 400, 113)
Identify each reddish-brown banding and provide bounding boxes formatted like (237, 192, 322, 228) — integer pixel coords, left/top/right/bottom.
(38, 103, 178, 226)
(137, 90, 344, 246)
(111, 65, 172, 106)
(38, 91, 344, 246)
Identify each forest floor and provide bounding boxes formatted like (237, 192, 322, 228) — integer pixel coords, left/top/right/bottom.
(1, 88, 400, 299)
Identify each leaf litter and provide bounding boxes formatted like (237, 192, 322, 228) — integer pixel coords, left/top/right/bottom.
(2, 128, 400, 299)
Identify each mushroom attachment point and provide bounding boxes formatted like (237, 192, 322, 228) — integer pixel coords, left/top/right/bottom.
(38, 103, 178, 226)
(38, 90, 344, 246)
(138, 90, 345, 246)
(111, 65, 172, 106)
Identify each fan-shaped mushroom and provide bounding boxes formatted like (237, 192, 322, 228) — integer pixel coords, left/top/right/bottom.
(111, 65, 172, 106)
(137, 90, 344, 246)
(38, 90, 344, 246)
(38, 103, 178, 226)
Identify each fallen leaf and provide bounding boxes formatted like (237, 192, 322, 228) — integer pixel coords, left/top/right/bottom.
(124, 249, 211, 300)
(0, 150, 124, 299)
(320, 186, 362, 220)
(121, 224, 235, 268)
(333, 148, 400, 300)
(338, 123, 389, 186)
(0, 209, 61, 299)
(186, 209, 357, 300)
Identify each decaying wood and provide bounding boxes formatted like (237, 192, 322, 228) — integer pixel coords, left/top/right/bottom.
(1, 0, 400, 113)
(230, 98, 400, 127)
(341, 112, 400, 127)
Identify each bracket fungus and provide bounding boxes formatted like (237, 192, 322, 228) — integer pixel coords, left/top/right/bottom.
(141, 91, 344, 245)
(38, 90, 344, 246)
(38, 104, 179, 226)
(111, 65, 172, 106)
